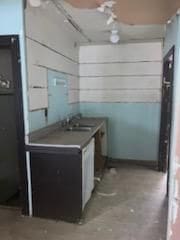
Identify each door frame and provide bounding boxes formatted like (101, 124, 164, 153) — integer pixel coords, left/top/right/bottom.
(158, 46, 175, 173)
(0, 35, 28, 214)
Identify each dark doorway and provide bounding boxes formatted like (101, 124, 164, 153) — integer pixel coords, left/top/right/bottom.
(0, 36, 28, 213)
(159, 46, 174, 175)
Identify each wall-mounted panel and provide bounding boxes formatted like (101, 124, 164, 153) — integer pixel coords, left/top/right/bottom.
(80, 89, 161, 103)
(26, 39, 78, 77)
(27, 65, 47, 88)
(68, 76, 79, 89)
(80, 76, 161, 90)
(68, 90, 79, 103)
(79, 42, 162, 63)
(80, 62, 162, 77)
(25, 2, 79, 62)
(29, 88, 48, 111)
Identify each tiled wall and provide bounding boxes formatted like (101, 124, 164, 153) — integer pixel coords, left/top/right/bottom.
(25, 2, 80, 132)
(79, 42, 163, 161)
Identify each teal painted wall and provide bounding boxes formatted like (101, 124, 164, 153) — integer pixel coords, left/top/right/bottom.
(0, 0, 23, 35)
(80, 103, 161, 161)
(29, 70, 79, 132)
(0, 0, 29, 136)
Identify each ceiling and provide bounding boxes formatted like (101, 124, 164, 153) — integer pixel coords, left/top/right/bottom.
(60, 1, 165, 44)
(65, 0, 180, 25)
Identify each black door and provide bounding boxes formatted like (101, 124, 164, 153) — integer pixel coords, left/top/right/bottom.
(0, 36, 28, 212)
(159, 47, 174, 174)
(0, 39, 20, 202)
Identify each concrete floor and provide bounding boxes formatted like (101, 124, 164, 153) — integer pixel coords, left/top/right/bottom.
(0, 163, 167, 240)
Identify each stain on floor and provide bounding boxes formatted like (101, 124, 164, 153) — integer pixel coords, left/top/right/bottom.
(0, 163, 167, 240)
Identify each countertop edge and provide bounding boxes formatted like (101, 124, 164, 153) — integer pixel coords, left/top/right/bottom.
(26, 118, 106, 150)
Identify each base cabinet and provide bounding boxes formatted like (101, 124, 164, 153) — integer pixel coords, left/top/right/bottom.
(29, 139, 95, 222)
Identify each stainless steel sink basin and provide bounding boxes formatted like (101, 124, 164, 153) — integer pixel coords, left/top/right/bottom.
(65, 127, 92, 132)
(73, 123, 95, 128)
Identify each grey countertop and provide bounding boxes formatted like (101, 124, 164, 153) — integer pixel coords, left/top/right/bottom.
(27, 117, 107, 149)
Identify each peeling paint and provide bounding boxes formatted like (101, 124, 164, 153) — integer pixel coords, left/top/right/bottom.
(65, 0, 180, 25)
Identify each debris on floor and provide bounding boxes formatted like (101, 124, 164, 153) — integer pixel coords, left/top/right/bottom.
(97, 192, 117, 197)
(0, 164, 167, 240)
(130, 209, 135, 213)
(109, 168, 117, 176)
(94, 177, 101, 182)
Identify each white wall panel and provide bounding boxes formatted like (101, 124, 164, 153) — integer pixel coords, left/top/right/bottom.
(80, 62, 162, 77)
(68, 76, 79, 89)
(79, 42, 162, 103)
(68, 90, 79, 103)
(79, 42, 162, 63)
(80, 76, 161, 90)
(25, 3, 79, 62)
(26, 39, 78, 76)
(27, 65, 47, 88)
(29, 88, 48, 111)
(80, 90, 161, 103)
(25, 2, 80, 112)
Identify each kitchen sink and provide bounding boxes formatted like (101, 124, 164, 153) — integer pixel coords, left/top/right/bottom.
(73, 123, 95, 128)
(65, 127, 92, 132)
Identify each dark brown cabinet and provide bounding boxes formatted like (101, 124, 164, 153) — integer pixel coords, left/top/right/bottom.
(29, 138, 95, 222)
(30, 149, 82, 222)
(28, 120, 107, 222)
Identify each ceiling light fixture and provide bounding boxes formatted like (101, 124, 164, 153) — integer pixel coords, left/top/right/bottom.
(110, 29, 120, 44)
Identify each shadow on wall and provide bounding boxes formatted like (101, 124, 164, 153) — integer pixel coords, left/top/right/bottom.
(80, 102, 161, 161)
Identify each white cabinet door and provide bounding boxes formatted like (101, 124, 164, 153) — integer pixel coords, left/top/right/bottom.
(82, 138, 95, 210)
